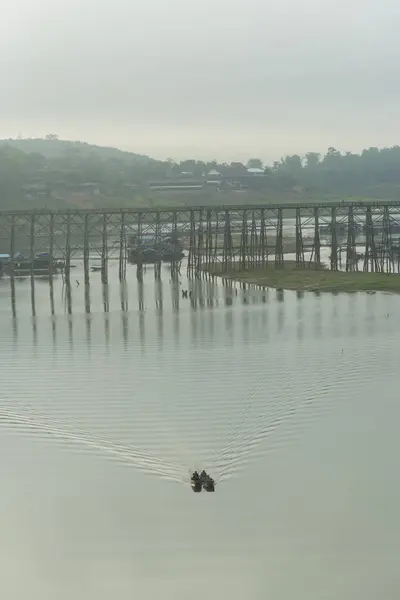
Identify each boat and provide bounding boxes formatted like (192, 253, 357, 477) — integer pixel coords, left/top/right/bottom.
(127, 234, 185, 265)
(203, 479, 215, 492)
(12, 257, 59, 276)
(190, 472, 202, 493)
(200, 471, 215, 492)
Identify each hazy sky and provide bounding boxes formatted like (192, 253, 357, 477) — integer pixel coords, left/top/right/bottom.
(1, 0, 400, 163)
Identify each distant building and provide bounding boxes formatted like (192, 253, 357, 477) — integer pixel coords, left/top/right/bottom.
(246, 167, 265, 175)
(207, 169, 222, 178)
(148, 179, 204, 192)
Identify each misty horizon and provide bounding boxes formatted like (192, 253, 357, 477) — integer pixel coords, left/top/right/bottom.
(2, 135, 398, 168)
(2, 0, 400, 163)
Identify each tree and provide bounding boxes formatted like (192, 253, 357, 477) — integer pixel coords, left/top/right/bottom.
(305, 152, 320, 169)
(323, 147, 341, 165)
(247, 158, 264, 169)
(281, 155, 303, 173)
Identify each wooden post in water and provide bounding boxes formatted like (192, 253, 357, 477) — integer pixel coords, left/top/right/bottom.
(250, 211, 257, 269)
(275, 208, 284, 268)
(136, 213, 143, 281)
(187, 210, 196, 276)
(222, 210, 232, 273)
(170, 211, 179, 278)
(205, 210, 212, 275)
(381, 205, 394, 274)
(295, 207, 304, 267)
(101, 212, 108, 284)
(239, 210, 248, 270)
(66, 280, 72, 315)
(346, 206, 357, 272)
(103, 282, 109, 313)
(84, 283, 91, 314)
(30, 213, 35, 285)
(154, 210, 161, 279)
(330, 207, 338, 271)
(29, 214, 36, 316)
(10, 216, 16, 319)
(9, 215, 15, 280)
(259, 208, 267, 268)
(363, 207, 378, 273)
(49, 213, 54, 280)
(49, 277, 55, 316)
(119, 213, 126, 281)
(48, 205, 55, 314)
(65, 214, 71, 285)
(196, 209, 203, 277)
(120, 281, 128, 312)
(313, 206, 320, 267)
(83, 214, 90, 285)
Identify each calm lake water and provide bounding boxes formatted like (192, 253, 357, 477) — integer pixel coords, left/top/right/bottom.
(0, 263, 399, 600)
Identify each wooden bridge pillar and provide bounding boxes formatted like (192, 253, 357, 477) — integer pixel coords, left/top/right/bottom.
(101, 212, 108, 284)
(30, 213, 35, 285)
(259, 208, 267, 267)
(196, 210, 204, 277)
(313, 206, 320, 266)
(65, 214, 71, 285)
(170, 211, 179, 277)
(381, 206, 394, 273)
(29, 214, 36, 316)
(295, 207, 304, 266)
(222, 210, 232, 273)
(204, 210, 213, 274)
(136, 213, 143, 281)
(83, 214, 90, 285)
(49, 213, 54, 279)
(345, 206, 357, 272)
(250, 211, 257, 268)
(118, 213, 126, 281)
(275, 208, 284, 267)
(10, 216, 16, 320)
(363, 207, 379, 272)
(9, 215, 15, 282)
(239, 210, 248, 270)
(330, 207, 338, 271)
(187, 210, 196, 275)
(154, 210, 161, 280)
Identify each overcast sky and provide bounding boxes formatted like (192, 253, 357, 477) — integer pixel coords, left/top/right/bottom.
(1, 0, 399, 163)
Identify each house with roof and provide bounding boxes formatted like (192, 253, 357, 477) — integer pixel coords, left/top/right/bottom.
(246, 167, 265, 175)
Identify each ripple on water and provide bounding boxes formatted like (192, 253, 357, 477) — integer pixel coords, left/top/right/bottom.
(0, 265, 400, 599)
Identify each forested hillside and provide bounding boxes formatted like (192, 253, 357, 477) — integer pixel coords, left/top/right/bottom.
(1, 137, 400, 209)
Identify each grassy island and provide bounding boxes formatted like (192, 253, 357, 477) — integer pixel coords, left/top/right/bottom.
(207, 262, 400, 294)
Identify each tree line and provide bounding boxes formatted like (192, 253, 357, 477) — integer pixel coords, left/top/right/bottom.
(1, 137, 400, 207)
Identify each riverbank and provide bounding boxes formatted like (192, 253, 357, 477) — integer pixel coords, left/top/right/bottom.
(207, 262, 400, 294)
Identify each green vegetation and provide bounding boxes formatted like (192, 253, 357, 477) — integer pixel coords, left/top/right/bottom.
(1, 136, 400, 209)
(208, 262, 400, 294)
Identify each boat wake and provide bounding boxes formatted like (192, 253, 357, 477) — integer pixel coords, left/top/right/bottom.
(0, 405, 187, 485)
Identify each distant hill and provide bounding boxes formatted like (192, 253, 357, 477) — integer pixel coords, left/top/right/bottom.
(1, 138, 400, 210)
(0, 137, 154, 165)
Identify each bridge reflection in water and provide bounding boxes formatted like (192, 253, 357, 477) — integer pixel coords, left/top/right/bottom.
(1, 256, 393, 357)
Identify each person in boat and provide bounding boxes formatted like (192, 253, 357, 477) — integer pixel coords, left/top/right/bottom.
(200, 470, 207, 480)
(200, 470, 215, 491)
(191, 471, 200, 482)
(200, 470, 214, 484)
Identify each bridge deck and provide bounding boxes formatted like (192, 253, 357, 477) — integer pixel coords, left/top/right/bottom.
(0, 199, 400, 216)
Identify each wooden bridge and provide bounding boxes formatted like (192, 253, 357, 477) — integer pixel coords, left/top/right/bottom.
(0, 200, 400, 284)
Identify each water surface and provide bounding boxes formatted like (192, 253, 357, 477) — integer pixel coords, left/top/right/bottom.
(0, 264, 399, 599)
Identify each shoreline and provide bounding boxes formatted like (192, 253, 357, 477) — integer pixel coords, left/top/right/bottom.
(206, 262, 400, 295)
